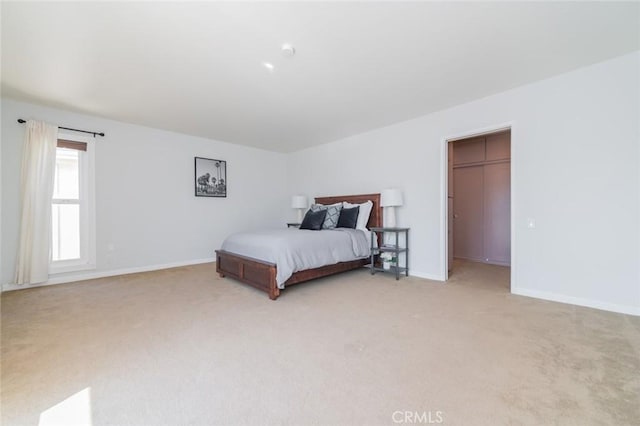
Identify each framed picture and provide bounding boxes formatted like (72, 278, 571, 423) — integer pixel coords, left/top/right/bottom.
(195, 157, 227, 197)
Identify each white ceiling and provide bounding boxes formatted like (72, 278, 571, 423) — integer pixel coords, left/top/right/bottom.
(2, 2, 639, 152)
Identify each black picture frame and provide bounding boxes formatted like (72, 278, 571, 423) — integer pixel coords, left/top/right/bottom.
(195, 157, 227, 197)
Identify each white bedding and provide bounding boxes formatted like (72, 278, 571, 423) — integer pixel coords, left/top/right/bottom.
(221, 228, 371, 288)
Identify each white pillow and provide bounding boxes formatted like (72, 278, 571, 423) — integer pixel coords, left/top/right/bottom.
(343, 200, 373, 230)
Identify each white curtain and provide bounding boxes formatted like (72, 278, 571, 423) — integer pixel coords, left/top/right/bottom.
(14, 120, 58, 284)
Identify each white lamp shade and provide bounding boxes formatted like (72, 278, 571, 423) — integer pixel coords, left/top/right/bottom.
(381, 189, 403, 207)
(291, 195, 308, 209)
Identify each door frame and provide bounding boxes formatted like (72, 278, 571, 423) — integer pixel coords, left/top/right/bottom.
(440, 121, 516, 290)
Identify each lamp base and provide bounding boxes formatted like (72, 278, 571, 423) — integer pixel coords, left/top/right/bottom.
(383, 206, 397, 246)
(297, 209, 304, 223)
(384, 206, 397, 228)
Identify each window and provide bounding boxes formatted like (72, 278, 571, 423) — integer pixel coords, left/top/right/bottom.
(50, 134, 95, 273)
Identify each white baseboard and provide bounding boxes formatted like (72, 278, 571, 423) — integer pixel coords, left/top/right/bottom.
(410, 270, 445, 282)
(2, 258, 215, 292)
(5, 262, 636, 316)
(511, 287, 640, 316)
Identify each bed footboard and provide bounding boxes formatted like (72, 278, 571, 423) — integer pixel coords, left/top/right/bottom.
(216, 249, 371, 300)
(215, 250, 280, 300)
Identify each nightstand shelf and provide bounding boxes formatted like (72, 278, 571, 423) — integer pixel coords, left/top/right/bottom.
(369, 265, 408, 274)
(375, 245, 408, 254)
(369, 227, 409, 280)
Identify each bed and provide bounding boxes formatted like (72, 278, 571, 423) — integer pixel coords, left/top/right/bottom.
(215, 194, 382, 299)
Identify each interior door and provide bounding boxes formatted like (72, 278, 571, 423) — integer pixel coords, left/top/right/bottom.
(483, 162, 511, 265)
(453, 166, 484, 261)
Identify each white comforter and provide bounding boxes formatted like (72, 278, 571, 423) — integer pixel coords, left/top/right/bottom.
(221, 228, 371, 288)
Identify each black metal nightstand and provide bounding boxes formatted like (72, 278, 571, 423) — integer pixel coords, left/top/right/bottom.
(369, 227, 409, 280)
(287, 223, 301, 228)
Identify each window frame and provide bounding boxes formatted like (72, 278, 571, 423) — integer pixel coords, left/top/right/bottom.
(49, 132, 96, 274)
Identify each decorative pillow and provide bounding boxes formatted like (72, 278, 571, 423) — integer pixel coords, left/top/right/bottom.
(310, 203, 343, 229)
(337, 206, 360, 229)
(343, 200, 373, 230)
(300, 209, 327, 231)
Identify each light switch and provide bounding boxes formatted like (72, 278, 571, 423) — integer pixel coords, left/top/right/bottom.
(527, 218, 536, 229)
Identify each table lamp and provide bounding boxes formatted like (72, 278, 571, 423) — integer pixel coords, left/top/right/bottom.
(381, 188, 403, 228)
(291, 195, 308, 223)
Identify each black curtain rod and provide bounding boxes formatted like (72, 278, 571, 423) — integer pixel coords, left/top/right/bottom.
(17, 119, 105, 137)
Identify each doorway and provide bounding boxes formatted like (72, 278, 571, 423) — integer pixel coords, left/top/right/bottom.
(446, 129, 511, 283)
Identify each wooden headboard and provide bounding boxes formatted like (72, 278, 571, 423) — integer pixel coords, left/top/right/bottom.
(314, 193, 382, 230)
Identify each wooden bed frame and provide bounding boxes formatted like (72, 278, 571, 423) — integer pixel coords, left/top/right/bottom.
(215, 193, 382, 300)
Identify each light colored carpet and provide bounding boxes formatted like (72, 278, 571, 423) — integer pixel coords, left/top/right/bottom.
(1, 260, 639, 426)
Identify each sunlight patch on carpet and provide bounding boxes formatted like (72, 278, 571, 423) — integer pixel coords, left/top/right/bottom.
(39, 387, 92, 426)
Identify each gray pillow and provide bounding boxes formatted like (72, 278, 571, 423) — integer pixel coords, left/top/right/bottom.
(310, 203, 343, 229)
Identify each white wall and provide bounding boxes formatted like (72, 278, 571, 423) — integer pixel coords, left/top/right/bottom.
(1, 99, 288, 286)
(2, 53, 638, 316)
(287, 51, 640, 315)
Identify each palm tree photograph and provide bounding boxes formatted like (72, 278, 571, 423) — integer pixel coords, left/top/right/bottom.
(195, 157, 227, 197)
